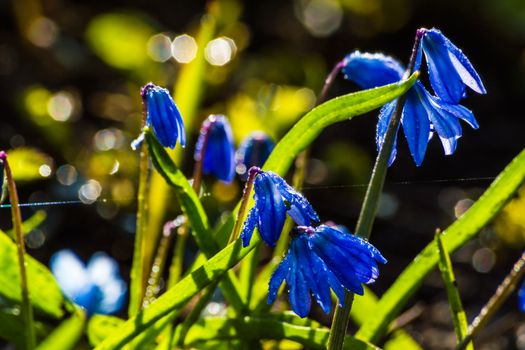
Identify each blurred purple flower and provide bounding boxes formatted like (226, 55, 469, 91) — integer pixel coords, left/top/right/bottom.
(50, 250, 126, 315)
(235, 132, 275, 180)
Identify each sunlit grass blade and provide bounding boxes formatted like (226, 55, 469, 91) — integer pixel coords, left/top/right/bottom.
(435, 230, 472, 349)
(35, 307, 85, 350)
(356, 148, 525, 343)
(182, 315, 379, 350)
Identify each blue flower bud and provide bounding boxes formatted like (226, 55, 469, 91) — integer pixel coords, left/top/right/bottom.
(140, 83, 186, 149)
(235, 132, 275, 180)
(194, 114, 236, 183)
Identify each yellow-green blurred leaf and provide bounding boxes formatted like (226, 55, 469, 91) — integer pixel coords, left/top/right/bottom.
(7, 147, 53, 182)
(86, 13, 155, 70)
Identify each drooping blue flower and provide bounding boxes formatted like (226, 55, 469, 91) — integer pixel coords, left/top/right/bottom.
(342, 48, 480, 166)
(268, 225, 386, 317)
(194, 114, 235, 183)
(268, 232, 344, 317)
(421, 28, 487, 104)
(139, 83, 186, 149)
(50, 250, 127, 315)
(235, 132, 275, 180)
(241, 170, 319, 247)
(306, 225, 387, 296)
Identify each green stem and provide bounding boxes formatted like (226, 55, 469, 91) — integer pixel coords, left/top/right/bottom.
(229, 167, 259, 244)
(456, 250, 525, 350)
(327, 30, 424, 350)
(1, 152, 36, 349)
(129, 96, 150, 317)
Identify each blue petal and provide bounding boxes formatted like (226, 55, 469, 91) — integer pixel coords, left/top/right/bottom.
(86, 253, 127, 314)
(439, 102, 479, 129)
(240, 207, 258, 247)
(401, 84, 432, 166)
(287, 240, 311, 318)
(254, 172, 287, 247)
(268, 252, 292, 305)
(376, 100, 399, 166)
(422, 29, 486, 103)
(50, 250, 90, 301)
(294, 235, 332, 314)
(268, 172, 319, 225)
(342, 51, 405, 89)
(413, 85, 463, 155)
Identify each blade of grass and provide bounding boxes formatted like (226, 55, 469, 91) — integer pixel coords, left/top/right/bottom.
(435, 229, 472, 349)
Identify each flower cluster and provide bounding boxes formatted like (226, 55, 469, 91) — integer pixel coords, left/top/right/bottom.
(241, 169, 386, 317)
(342, 28, 486, 166)
(51, 250, 127, 315)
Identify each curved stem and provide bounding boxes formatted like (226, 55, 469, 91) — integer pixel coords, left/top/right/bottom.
(1, 152, 36, 349)
(327, 30, 424, 350)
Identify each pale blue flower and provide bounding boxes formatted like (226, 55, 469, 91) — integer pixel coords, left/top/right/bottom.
(51, 250, 126, 315)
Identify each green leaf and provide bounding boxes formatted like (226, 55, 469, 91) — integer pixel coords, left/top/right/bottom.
(7, 148, 53, 182)
(0, 309, 49, 348)
(0, 230, 65, 319)
(87, 315, 124, 347)
(85, 13, 154, 71)
(356, 148, 525, 343)
(183, 315, 378, 350)
(435, 231, 472, 349)
(95, 75, 418, 349)
(36, 307, 86, 350)
(6, 210, 47, 240)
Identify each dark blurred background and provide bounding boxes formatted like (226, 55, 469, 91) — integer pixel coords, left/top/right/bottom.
(1, 0, 524, 348)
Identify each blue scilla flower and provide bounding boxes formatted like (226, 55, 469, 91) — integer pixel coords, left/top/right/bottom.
(50, 250, 126, 315)
(306, 225, 387, 295)
(194, 114, 235, 183)
(343, 49, 480, 166)
(235, 132, 275, 180)
(139, 83, 185, 149)
(241, 170, 319, 247)
(421, 28, 486, 104)
(268, 232, 344, 317)
(268, 225, 386, 317)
